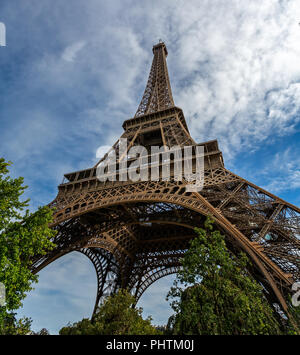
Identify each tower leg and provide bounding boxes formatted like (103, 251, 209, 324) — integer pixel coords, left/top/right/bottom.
(79, 248, 120, 317)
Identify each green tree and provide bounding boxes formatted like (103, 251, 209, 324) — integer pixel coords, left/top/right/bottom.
(284, 296, 300, 334)
(0, 158, 56, 334)
(32, 327, 50, 335)
(59, 289, 161, 335)
(0, 312, 32, 335)
(167, 217, 285, 335)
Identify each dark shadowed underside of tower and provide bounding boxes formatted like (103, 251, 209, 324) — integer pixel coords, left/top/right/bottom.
(31, 42, 300, 318)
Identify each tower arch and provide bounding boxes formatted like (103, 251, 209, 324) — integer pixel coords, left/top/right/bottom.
(30, 42, 299, 323)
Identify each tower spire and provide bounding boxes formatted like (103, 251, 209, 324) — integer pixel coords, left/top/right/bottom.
(135, 42, 175, 117)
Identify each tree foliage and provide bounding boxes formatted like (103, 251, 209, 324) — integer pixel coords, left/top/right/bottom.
(31, 327, 50, 335)
(0, 158, 56, 334)
(284, 296, 300, 334)
(167, 217, 286, 335)
(59, 289, 161, 335)
(0, 312, 32, 335)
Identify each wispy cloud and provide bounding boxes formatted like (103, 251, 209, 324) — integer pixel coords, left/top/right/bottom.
(260, 147, 300, 193)
(62, 41, 86, 62)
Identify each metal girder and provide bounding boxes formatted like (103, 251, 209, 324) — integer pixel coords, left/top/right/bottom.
(135, 42, 174, 118)
(30, 42, 300, 321)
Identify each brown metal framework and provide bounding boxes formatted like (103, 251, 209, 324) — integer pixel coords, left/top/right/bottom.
(31, 42, 300, 318)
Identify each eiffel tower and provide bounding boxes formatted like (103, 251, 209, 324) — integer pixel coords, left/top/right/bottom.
(32, 42, 300, 318)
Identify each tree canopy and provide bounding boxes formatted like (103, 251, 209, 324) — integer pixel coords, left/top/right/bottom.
(166, 217, 290, 335)
(59, 288, 161, 335)
(0, 158, 56, 334)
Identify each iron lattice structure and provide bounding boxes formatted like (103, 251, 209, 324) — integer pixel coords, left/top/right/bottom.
(32, 42, 300, 317)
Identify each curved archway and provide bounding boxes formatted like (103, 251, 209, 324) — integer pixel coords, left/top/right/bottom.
(19, 251, 97, 334)
(133, 265, 180, 303)
(34, 193, 292, 316)
(137, 273, 177, 327)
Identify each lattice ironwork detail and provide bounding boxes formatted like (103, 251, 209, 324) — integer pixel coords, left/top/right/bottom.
(135, 42, 174, 117)
(30, 42, 300, 319)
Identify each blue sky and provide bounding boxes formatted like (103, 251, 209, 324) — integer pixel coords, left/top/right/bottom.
(0, 0, 300, 334)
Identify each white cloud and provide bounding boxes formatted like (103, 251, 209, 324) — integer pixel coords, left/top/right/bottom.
(95, 145, 113, 159)
(63, 0, 300, 162)
(24, 0, 300, 164)
(62, 40, 86, 62)
(260, 147, 300, 193)
(163, 0, 300, 159)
